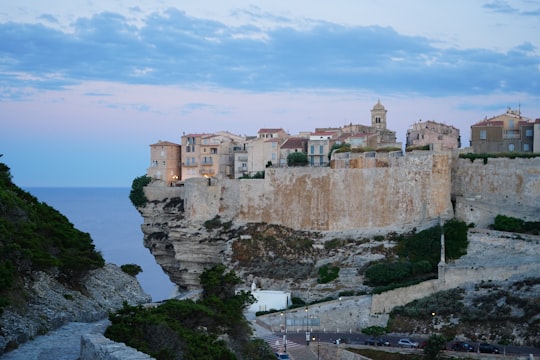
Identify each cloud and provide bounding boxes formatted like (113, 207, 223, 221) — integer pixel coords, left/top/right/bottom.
(483, 0, 540, 16)
(0, 8, 539, 99)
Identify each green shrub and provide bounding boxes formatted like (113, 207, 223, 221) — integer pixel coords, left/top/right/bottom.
(317, 264, 340, 284)
(129, 175, 151, 207)
(492, 214, 524, 232)
(121, 264, 143, 277)
(204, 216, 222, 230)
(287, 152, 308, 166)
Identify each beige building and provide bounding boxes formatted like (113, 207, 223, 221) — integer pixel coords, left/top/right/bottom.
(181, 131, 245, 180)
(470, 108, 535, 153)
(147, 141, 181, 185)
(406, 120, 461, 151)
(245, 128, 289, 174)
(279, 137, 308, 166)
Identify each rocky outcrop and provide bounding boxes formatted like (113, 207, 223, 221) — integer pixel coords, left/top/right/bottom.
(138, 154, 540, 298)
(0, 263, 151, 354)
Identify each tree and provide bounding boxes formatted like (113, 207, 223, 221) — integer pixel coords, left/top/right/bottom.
(129, 175, 151, 207)
(423, 334, 446, 360)
(287, 152, 308, 166)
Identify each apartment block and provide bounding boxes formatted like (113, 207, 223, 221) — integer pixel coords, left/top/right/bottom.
(406, 120, 461, 151)
(470, 108, 535, 153)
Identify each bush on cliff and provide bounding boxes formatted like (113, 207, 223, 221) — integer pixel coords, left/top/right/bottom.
(491, 214, 540, 235)
(0, 161, 104, 310)
(105, 265, 272, 360)
(120, 263, 143, 277)
(129, 175, 151, 207)
(364, 219, 468, 289)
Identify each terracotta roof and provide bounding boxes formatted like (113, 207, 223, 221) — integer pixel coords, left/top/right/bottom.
(258, 128, 284, 133)
(150, 140, 180, 146)
(281, 137, 307, 149)
(471, 120, 504, 127)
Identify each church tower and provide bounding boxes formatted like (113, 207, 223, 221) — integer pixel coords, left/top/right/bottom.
(371, 99, 387, 130)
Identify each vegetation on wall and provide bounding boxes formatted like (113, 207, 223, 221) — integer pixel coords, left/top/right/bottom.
(405, 145, 431, 152)
(105, 265, 275, 360)
(239, 171, 265, 179)
(460, 152, 540, 164)
(129, 175, 151, 207)
(0, 161, 105, 311)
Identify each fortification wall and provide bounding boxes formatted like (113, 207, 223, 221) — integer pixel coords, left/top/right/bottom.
(183, 153, 453, 232)
(452, 157, 540, 227)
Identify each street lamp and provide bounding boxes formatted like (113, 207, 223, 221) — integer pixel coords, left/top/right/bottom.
(312, 335, 320, 360)
(281, 311, 287, 352)
(305, 307, 310, 346)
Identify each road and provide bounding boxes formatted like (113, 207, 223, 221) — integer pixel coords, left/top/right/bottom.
(278, 331, 540, 357)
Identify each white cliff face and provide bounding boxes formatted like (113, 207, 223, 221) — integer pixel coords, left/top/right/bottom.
(0, 264, 151, 354)
(138, 154, 540, 298)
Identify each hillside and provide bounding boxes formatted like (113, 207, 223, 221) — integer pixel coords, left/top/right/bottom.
(0, 161, 151, 354)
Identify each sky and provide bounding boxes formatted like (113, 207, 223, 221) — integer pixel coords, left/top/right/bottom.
(1, 0, 539, 187)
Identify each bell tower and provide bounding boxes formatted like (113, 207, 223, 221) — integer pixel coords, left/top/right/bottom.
(371, 99, 387, 130)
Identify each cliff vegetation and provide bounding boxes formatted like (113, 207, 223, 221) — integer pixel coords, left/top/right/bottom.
(0, 161, 105, 311)
(105, 265, 275, 360)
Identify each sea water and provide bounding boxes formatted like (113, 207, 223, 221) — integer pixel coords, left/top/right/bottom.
(24, 187, 175, 302)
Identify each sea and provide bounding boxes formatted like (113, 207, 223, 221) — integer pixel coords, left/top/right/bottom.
(24, 187, 176, 302)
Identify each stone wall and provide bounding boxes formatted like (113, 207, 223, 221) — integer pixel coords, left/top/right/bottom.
(80, 334, 154, 360)
(452, 157, 540, 227)
(183, 152, 454, 233)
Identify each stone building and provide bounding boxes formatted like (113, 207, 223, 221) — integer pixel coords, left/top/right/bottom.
(406, 120, 461, 150)
(279, 137, 308, 166)
(180, 131, 245, 180)
(470, 108, 535, 153)
(147, 141, 181, 185)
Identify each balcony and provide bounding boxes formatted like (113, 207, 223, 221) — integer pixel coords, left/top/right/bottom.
(201, 160, 213, 166)
(182, 162, 198, 167)
(504, 130, 521, 140)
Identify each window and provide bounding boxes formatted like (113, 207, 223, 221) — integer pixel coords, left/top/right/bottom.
(524, 144, 530, 151)
(508, 143, 515, 151)
(310, 145, 314, 154)
(508, 120, 515, 129)
(319, 145, 324, 154)
(479, 130, 487, 140)
(525, 129, 533, 137)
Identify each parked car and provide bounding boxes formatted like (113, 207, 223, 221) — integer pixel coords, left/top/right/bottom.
(365, 337, 390, 346)
(479, 343, 500, 354)
(451, 341, 475, 352)
(274, 352, 290, 359)
(398, 338, 419, 348)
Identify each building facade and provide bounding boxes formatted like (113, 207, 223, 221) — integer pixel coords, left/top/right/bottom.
(147, 141, 181, 185)
(470, 108, 535, 153)
(406, 120, 461, 151)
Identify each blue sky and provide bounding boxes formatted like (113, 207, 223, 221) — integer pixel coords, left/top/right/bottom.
(1, 0, 539, 187)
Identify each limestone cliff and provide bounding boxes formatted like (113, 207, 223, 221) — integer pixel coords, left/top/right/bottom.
(138, 153, 540, 297)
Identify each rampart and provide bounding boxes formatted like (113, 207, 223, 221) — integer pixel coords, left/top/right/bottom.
(182, 152, 454, 233)
(452, 156, 540, 227)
